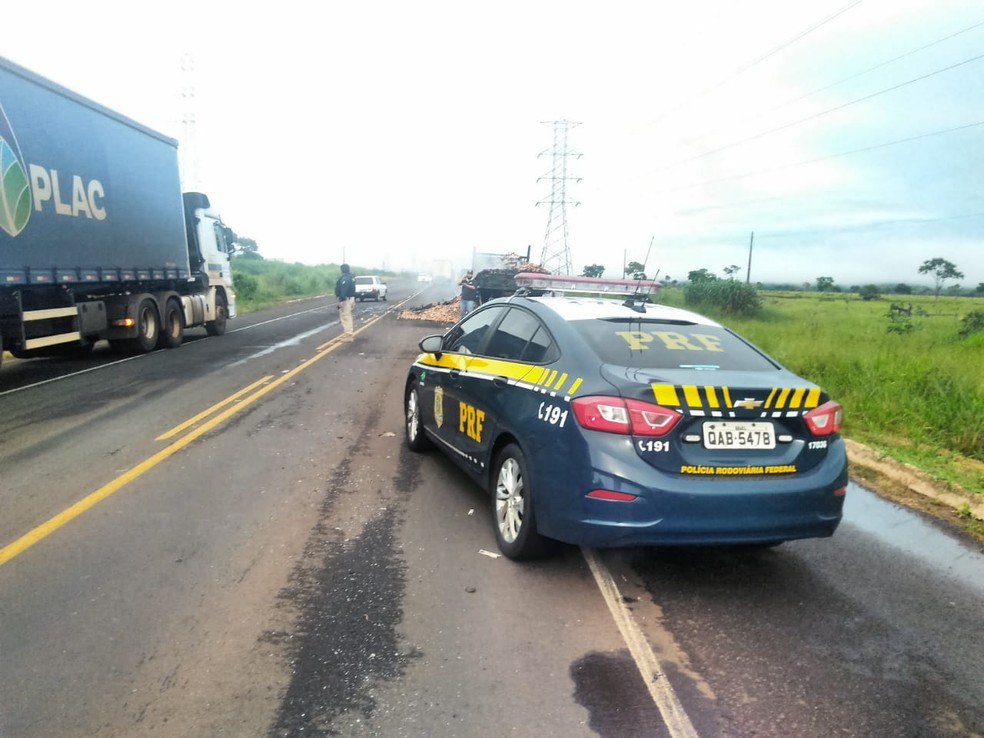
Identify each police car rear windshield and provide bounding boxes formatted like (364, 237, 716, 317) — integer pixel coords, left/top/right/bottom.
(571, 319, 780, 371)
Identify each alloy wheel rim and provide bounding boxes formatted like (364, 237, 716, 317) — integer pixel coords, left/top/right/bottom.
(495, 458, 524, 543)
(407, 390, 420, 440)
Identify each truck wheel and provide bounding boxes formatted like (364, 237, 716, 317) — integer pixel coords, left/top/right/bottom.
(131, 299, 160, 353)
(159, 299, 185, 349)
(205, 293, 227, 336)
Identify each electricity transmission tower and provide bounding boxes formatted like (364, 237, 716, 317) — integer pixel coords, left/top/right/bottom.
(179, 52, 203, 191)
(537, 120, 581, 275)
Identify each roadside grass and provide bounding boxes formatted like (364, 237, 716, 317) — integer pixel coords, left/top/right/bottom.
(231, 259, 403, 312)
(958, 503, 984, 539)
(659, 288, 984, 498)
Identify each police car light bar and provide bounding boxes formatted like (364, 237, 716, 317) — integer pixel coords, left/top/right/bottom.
(513, 272, 662, 296)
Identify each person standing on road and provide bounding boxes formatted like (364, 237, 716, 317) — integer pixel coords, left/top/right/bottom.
(459, 270, 477, 319)
(335, 263, 356, 341)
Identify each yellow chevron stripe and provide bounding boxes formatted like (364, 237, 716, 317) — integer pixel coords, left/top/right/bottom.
(554, 372, 569, 391)
(776, 387, 791, 409)
(683, 385, 702, 408)
(790, 387, 806, 408)
(806, 387, 821, 407)
(704, 386, 720, 409)
(568, 378, 583, 395)
(652, 384, 680, 406)
(765, 387, 778, 408)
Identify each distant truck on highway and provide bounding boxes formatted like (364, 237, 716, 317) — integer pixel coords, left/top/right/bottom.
(0, 55, 236, 372)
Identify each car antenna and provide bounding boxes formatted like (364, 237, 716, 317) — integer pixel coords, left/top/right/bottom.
(624, 236, 658, 312)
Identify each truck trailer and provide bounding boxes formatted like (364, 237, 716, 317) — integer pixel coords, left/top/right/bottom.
(0, 55, 236, 372)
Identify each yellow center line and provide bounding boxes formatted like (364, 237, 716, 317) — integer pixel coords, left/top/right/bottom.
(156, 375, 274, 440)
(0, 310, 391, 568)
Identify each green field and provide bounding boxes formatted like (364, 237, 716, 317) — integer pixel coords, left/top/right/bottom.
(660, 288, 984, 497)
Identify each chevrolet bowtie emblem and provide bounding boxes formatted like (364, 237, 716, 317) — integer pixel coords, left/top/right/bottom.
(734, 398, 763, 410)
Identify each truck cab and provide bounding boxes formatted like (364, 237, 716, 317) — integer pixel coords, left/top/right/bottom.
(184, 191, 237, 322)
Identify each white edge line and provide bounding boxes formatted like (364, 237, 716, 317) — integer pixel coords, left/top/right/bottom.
(0, 307, 328, 397)
(0, 352, 148, 397)
(581, 547, 699, 738)
(2, 290, 428, 397)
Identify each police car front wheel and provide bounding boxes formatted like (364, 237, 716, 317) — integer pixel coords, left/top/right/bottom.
(405, 381, 433, 452)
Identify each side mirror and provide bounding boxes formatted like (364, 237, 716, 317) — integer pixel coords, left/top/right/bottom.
(419, 334, 444, 356)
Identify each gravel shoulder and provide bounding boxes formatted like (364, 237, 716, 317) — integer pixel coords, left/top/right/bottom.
(845, 438, 984, 547)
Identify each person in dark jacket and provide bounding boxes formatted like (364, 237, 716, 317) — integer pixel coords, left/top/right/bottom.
(459, 270, 477, 319)
(335, 263, 357, 341)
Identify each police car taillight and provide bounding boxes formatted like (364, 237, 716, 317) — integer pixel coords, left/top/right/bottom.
(804, 401, 843, 436)
(571, 396, 681, 436)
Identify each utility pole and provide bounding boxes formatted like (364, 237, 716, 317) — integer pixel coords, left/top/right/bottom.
(179, 52, 202, 191)
(746, 231, 754, 284)
(537, 120, 581, 275)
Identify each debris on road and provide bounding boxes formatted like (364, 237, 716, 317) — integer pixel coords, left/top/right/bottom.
(398, 298, 460, 323)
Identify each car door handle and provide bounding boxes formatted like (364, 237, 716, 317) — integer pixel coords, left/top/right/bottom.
(492, 376, 508, 389)
(449, 369, 460, 379)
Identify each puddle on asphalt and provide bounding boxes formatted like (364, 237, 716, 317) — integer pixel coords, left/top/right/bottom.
(843, 481, 984, 593)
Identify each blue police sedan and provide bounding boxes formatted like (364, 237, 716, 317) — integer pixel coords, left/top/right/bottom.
(403, 288, 847, 559)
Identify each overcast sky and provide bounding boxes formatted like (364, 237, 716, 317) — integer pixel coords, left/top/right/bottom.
(5, 1, 982, 287)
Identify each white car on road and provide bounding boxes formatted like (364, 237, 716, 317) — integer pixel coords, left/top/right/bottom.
(355, 275, 388, 302)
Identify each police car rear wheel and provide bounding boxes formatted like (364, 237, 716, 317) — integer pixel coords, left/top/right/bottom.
(491, 444, 550, 560)
(405, 381, 432, 451)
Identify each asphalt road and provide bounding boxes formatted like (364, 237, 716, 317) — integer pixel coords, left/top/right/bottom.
(1, 280, 982, 737)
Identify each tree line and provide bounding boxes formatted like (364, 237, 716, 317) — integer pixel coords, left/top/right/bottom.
(579, 257, 981, 298)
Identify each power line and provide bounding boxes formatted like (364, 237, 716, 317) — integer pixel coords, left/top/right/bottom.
(684, 202, 984, 225)
(676, 18, 984, 152)
(659, 52, 984, 171)
(659, 119, 984, 193)
(640, 211, 984, 258)
(652, 0, 865, 122)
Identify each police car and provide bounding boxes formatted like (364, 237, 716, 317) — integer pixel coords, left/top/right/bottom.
(403, 273, 847, 559)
